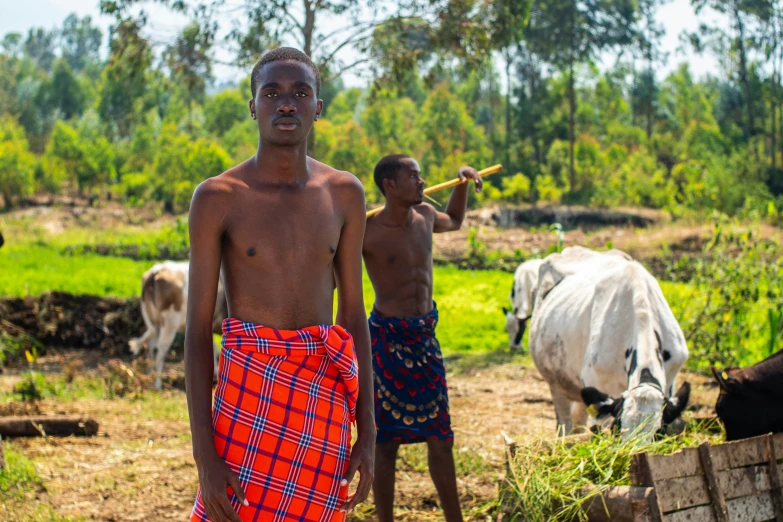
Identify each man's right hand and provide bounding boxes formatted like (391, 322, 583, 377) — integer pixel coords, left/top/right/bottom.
(197, 454, 249, 522)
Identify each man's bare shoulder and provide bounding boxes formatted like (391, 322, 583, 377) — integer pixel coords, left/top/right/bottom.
(309, 158, 365, 203)
(414, 203, 437, 219)
(191, 160, 251, 212)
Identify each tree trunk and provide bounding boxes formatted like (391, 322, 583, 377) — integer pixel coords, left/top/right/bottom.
(646, 62, 654, 140)
(734, 4, 754, 140)
(489, 65, 497, 144)
(303, 0, 316, 155)
(770, 99, 778, 168)
(530, 73, 541, 164)
(568, 56, 576, 192)
(506, 51, 512, 170)
(0, 416, 99, 437)
(631, 58, 637, 128)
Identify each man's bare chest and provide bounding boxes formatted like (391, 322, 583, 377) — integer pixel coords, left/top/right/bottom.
(364, 222, 433, 267)
(225, 201, 342, 268)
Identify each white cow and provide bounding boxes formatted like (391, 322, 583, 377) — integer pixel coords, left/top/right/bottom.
(529, 253, 690, 440)
(503, 258, 544, 350)
(503, 247, 631, 350)
(128, 261, 227, 389)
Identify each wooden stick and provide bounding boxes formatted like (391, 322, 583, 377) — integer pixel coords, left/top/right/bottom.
(366, 164, 503, 218)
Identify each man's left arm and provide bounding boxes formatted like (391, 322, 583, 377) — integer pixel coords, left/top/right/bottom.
(333, 173, 375, 513)
(433, 165, 483, 233)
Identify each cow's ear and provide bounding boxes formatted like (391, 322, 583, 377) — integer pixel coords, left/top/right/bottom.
(502, 306, 509, 316)
(663, 381, 691, 425)
(711, 366, 739, 395)
(581, 387, 623, 419)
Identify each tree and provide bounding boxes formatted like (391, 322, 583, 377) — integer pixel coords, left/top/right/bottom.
(687, 0, 773, 141)
(60, 14, 103, 73)
(633, 0, 667, 140)
(483, 0, 532, 169)
(2, 33, 23, 58)
(98, 19, 152, 138)
(414, 83, 491, 187)
(163, 21, 214, 132)
(24, 28, 57, 71)
(204, 89, 247, 136)
(0, 117, 36, 209)
(45, 120, 116, 195)
(526, 0, 637, 191)
(46, 59, 86, 120)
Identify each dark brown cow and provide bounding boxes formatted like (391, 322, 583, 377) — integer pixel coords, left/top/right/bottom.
(711, 349, 783, 441)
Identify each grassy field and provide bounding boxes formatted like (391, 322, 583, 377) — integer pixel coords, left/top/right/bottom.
(2, 225, 778, 364)
(0, 242, 514, 354)
(0, 209, 751, 521)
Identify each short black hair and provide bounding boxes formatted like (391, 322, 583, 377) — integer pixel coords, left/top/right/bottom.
(250, 47, 321, 97)
(374, 154, 411, 196)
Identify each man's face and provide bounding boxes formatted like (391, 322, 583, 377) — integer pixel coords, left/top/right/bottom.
(389, 158, 424, 205)
(250, 60, 322, 146)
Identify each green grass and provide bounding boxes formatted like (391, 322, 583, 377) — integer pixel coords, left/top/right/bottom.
(0, 441, 84, 521)
(1, 238, 515, 354)
(0, 244, 150, 297)
(0, 442, 42, 496)
(501, 420, 723, 522)
(2, 218, 778, 365)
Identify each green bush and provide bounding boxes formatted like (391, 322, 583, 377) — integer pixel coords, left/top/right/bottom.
(665, 218, 783, 369)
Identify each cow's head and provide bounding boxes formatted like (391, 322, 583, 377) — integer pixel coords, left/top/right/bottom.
(710, 365, 783, 441)
(503, 307, 529, 350)
(581, 381, 690, 440)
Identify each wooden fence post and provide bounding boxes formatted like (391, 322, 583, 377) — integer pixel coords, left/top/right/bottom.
(698, 442, 730, 522)
(768, 433, 783, 522)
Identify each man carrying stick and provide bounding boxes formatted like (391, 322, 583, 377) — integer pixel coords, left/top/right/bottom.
(363, 155, 482, 522)
(185, 47, 375, 522)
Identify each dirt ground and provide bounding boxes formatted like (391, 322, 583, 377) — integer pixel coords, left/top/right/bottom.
(0, 350, 719, 522)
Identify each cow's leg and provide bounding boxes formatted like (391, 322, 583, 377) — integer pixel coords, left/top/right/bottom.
(129, 303, 156, 356)
(153, 315, 181, 390)
(146, 328, 159, 372)
(571, 402, 588, 434)
(128, 328, 154, 356)
(550, 387, 574, 436)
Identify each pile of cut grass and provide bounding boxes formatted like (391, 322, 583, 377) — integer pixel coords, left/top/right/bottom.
(500, 419, 723, 522)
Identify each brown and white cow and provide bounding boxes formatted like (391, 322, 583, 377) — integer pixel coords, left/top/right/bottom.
(711, 349, 783, 441)
(128, 261, 227, 389)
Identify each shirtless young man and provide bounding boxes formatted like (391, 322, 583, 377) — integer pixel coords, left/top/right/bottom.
(185, 47, 375, 522)
(362, 155, 482, 522)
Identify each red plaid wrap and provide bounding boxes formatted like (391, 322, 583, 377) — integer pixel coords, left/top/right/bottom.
(191, 318, 360, 522)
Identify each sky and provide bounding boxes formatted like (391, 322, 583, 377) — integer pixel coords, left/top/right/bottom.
(0, 0, 728, 89)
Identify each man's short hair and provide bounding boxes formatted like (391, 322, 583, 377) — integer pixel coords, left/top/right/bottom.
(374, 154, 411, 196)
(250, 47, 321, 97)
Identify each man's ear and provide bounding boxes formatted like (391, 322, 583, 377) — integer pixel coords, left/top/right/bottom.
(663, 381, 691, 425)
(582, 387, 623, 419)
(315, 99, 323, 121)
(383, 177, 395, 195)
(249, 100, 256, 120)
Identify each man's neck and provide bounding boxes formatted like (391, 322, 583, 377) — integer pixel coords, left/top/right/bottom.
(381, 199, 414, 226)
(254, 140, 310, 184)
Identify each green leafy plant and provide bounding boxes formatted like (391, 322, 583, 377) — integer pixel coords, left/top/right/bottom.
(666, 217, 783, 369)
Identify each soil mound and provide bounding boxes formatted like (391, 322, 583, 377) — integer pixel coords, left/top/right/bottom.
(0, 292, 142, 355)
